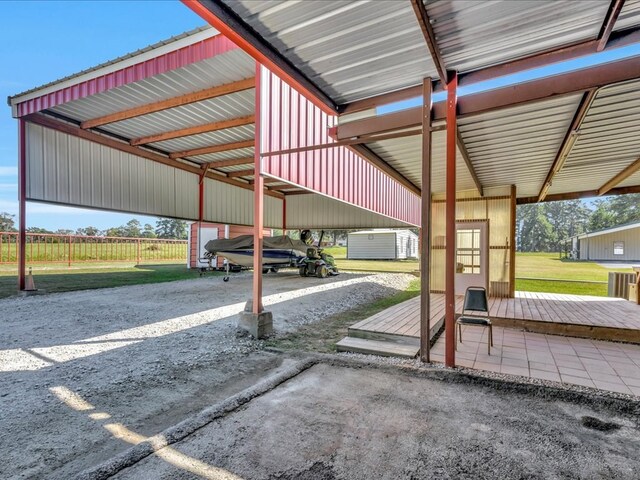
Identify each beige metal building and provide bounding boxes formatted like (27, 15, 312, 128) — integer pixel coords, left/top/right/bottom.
(572, 222, 640, 261)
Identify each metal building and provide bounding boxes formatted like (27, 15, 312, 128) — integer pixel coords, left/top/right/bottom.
(347, 230, 419, 260)
(572, 222, 640, 261)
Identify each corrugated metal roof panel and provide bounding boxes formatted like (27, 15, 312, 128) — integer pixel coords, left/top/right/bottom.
(10, 26, 217, 102)
(426, 0, 609, 72)
(50, 49, 255, 122)
(616, 0, 640, 31)
(150, 125, 255, 152)
(548, 79, 640, 195)
(95, 90, 255, 142)
(366, 130, 477, 194)
(458, 93, 583, 198)
(222, 0, 438, 103)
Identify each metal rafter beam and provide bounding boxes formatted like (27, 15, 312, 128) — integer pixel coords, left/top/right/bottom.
(24, 113, 283, 199)
(203, 156, 254, 168)
(410, 0, 447, 81)
(336, 55, 640, 139)
(182, 0, 338, 114)
(537, 88, 599, 202)
(348, 144, 421, 196)
(169, 139, 254, 159)
(598, 0, 625, 51)
(81, 77, 255, 129)
(517, 185, 640, 204)
(410, 0, 482, 196)
(227, 168, 255, 178)
(456, 131, 483, 196)
(339, 27, 640, 115)
(130, 115, 255, 146)
(598, 156, 640, 195)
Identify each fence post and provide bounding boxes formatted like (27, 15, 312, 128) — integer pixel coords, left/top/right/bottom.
(68, 235, 72, 267)
(137, 239, 141, 265)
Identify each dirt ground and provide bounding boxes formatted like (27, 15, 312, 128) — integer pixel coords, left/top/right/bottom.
(0, 271, 412, 479)
(104, 360, 640, 480)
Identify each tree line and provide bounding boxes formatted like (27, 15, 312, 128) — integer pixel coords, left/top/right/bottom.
(0, 213, 188, 240)
(517, 194, 640, 252)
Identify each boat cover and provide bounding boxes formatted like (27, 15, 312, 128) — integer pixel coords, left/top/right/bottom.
(205, 235, 308, 254)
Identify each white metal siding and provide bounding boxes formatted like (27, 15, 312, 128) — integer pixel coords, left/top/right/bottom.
(26, 123, 199, 219)
(203, 177, 283, 227)
(286, 194, 412, 229)
(25, 122, 282, 226)
(348, 232, 397, 260)
(579, 227, 640, 261)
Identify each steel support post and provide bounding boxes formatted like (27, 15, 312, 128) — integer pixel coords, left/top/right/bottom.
(253, 64, 264, 314)
(18, 119, 26, 291)
(420, 77, 432, 362)
(445, 72, 458, 368)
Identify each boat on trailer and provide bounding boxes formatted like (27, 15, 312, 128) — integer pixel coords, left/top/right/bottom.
(204, 234, 309, 281)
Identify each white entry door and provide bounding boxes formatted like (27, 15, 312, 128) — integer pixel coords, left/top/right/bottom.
(197, 226, 218, 268)
(455, 221, 489, 295)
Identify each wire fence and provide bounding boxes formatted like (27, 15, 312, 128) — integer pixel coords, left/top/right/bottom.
(0, 232, 187, 266)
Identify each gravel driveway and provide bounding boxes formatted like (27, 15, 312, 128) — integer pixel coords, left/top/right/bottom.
(0, 271, 413, 479)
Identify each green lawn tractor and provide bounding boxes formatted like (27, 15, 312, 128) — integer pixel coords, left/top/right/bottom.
(298, 230, 339, 278)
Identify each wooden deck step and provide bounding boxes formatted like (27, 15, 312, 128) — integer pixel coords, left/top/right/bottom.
(336, 337, 419, 358)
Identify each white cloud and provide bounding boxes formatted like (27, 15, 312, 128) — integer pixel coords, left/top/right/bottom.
(0, 183, 17, 191)
(0, 167, 17, 177)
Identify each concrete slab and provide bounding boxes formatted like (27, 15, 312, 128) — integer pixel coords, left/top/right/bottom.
(111, 363, 640, 480)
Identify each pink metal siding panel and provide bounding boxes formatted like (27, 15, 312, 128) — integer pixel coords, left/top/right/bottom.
(16, 35, 239, 117)
(259, 66, 420, 226)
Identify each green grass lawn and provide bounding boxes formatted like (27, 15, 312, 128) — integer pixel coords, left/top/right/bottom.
(323, 246, 419, 273)
(0, 240, 186, 263)
(515, 252, 633, 297)
(0, 263, 207, 299)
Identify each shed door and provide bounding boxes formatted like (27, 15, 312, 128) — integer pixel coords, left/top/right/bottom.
(197, 226, 218, 267)
(455, 221, 488, 295)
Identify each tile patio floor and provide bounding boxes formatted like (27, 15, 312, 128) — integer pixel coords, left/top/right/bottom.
(431, 326, 640, 396)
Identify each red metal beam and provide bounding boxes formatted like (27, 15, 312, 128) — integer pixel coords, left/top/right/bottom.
(253, 63, 264, 314)
(182, 0, 338, 115)
(537, 88, 599, 202)
(420, 77, 432, 363)
(169, 139, 254, 159)
(445, 71, 457, 368)
(336, 55, 640, 139)
(597, 0, 626, 51)
(338, 27, 640, 115)
(456, 131, 483, 196)
(18, 119, 26, 291)
(410, 0, 447, 81)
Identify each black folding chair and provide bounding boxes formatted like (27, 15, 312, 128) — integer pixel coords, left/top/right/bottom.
(456, 286, 493, 355)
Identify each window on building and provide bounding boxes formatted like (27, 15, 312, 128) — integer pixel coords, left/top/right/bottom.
(613, 241, 624, 255)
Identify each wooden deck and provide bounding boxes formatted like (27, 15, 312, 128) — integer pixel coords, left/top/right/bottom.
(338, 292, 640, 357)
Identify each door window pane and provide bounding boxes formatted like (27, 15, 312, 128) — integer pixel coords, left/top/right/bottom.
(456, 228, 481, 274)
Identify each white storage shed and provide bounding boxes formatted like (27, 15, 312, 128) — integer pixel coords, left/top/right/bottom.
(347, 230, 419, 260)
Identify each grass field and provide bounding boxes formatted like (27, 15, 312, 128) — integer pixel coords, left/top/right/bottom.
(515, 252, 633, 297)
(323, 246, 419, 273)
(0, 240, 186, 263)
(0, 263, 207, 299)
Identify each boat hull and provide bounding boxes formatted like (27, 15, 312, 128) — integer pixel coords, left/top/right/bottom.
(216, 249, 304, 268)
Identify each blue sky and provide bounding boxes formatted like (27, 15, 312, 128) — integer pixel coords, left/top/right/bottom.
(0, 1, 204, 231)
(1, 2, 639, 231)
